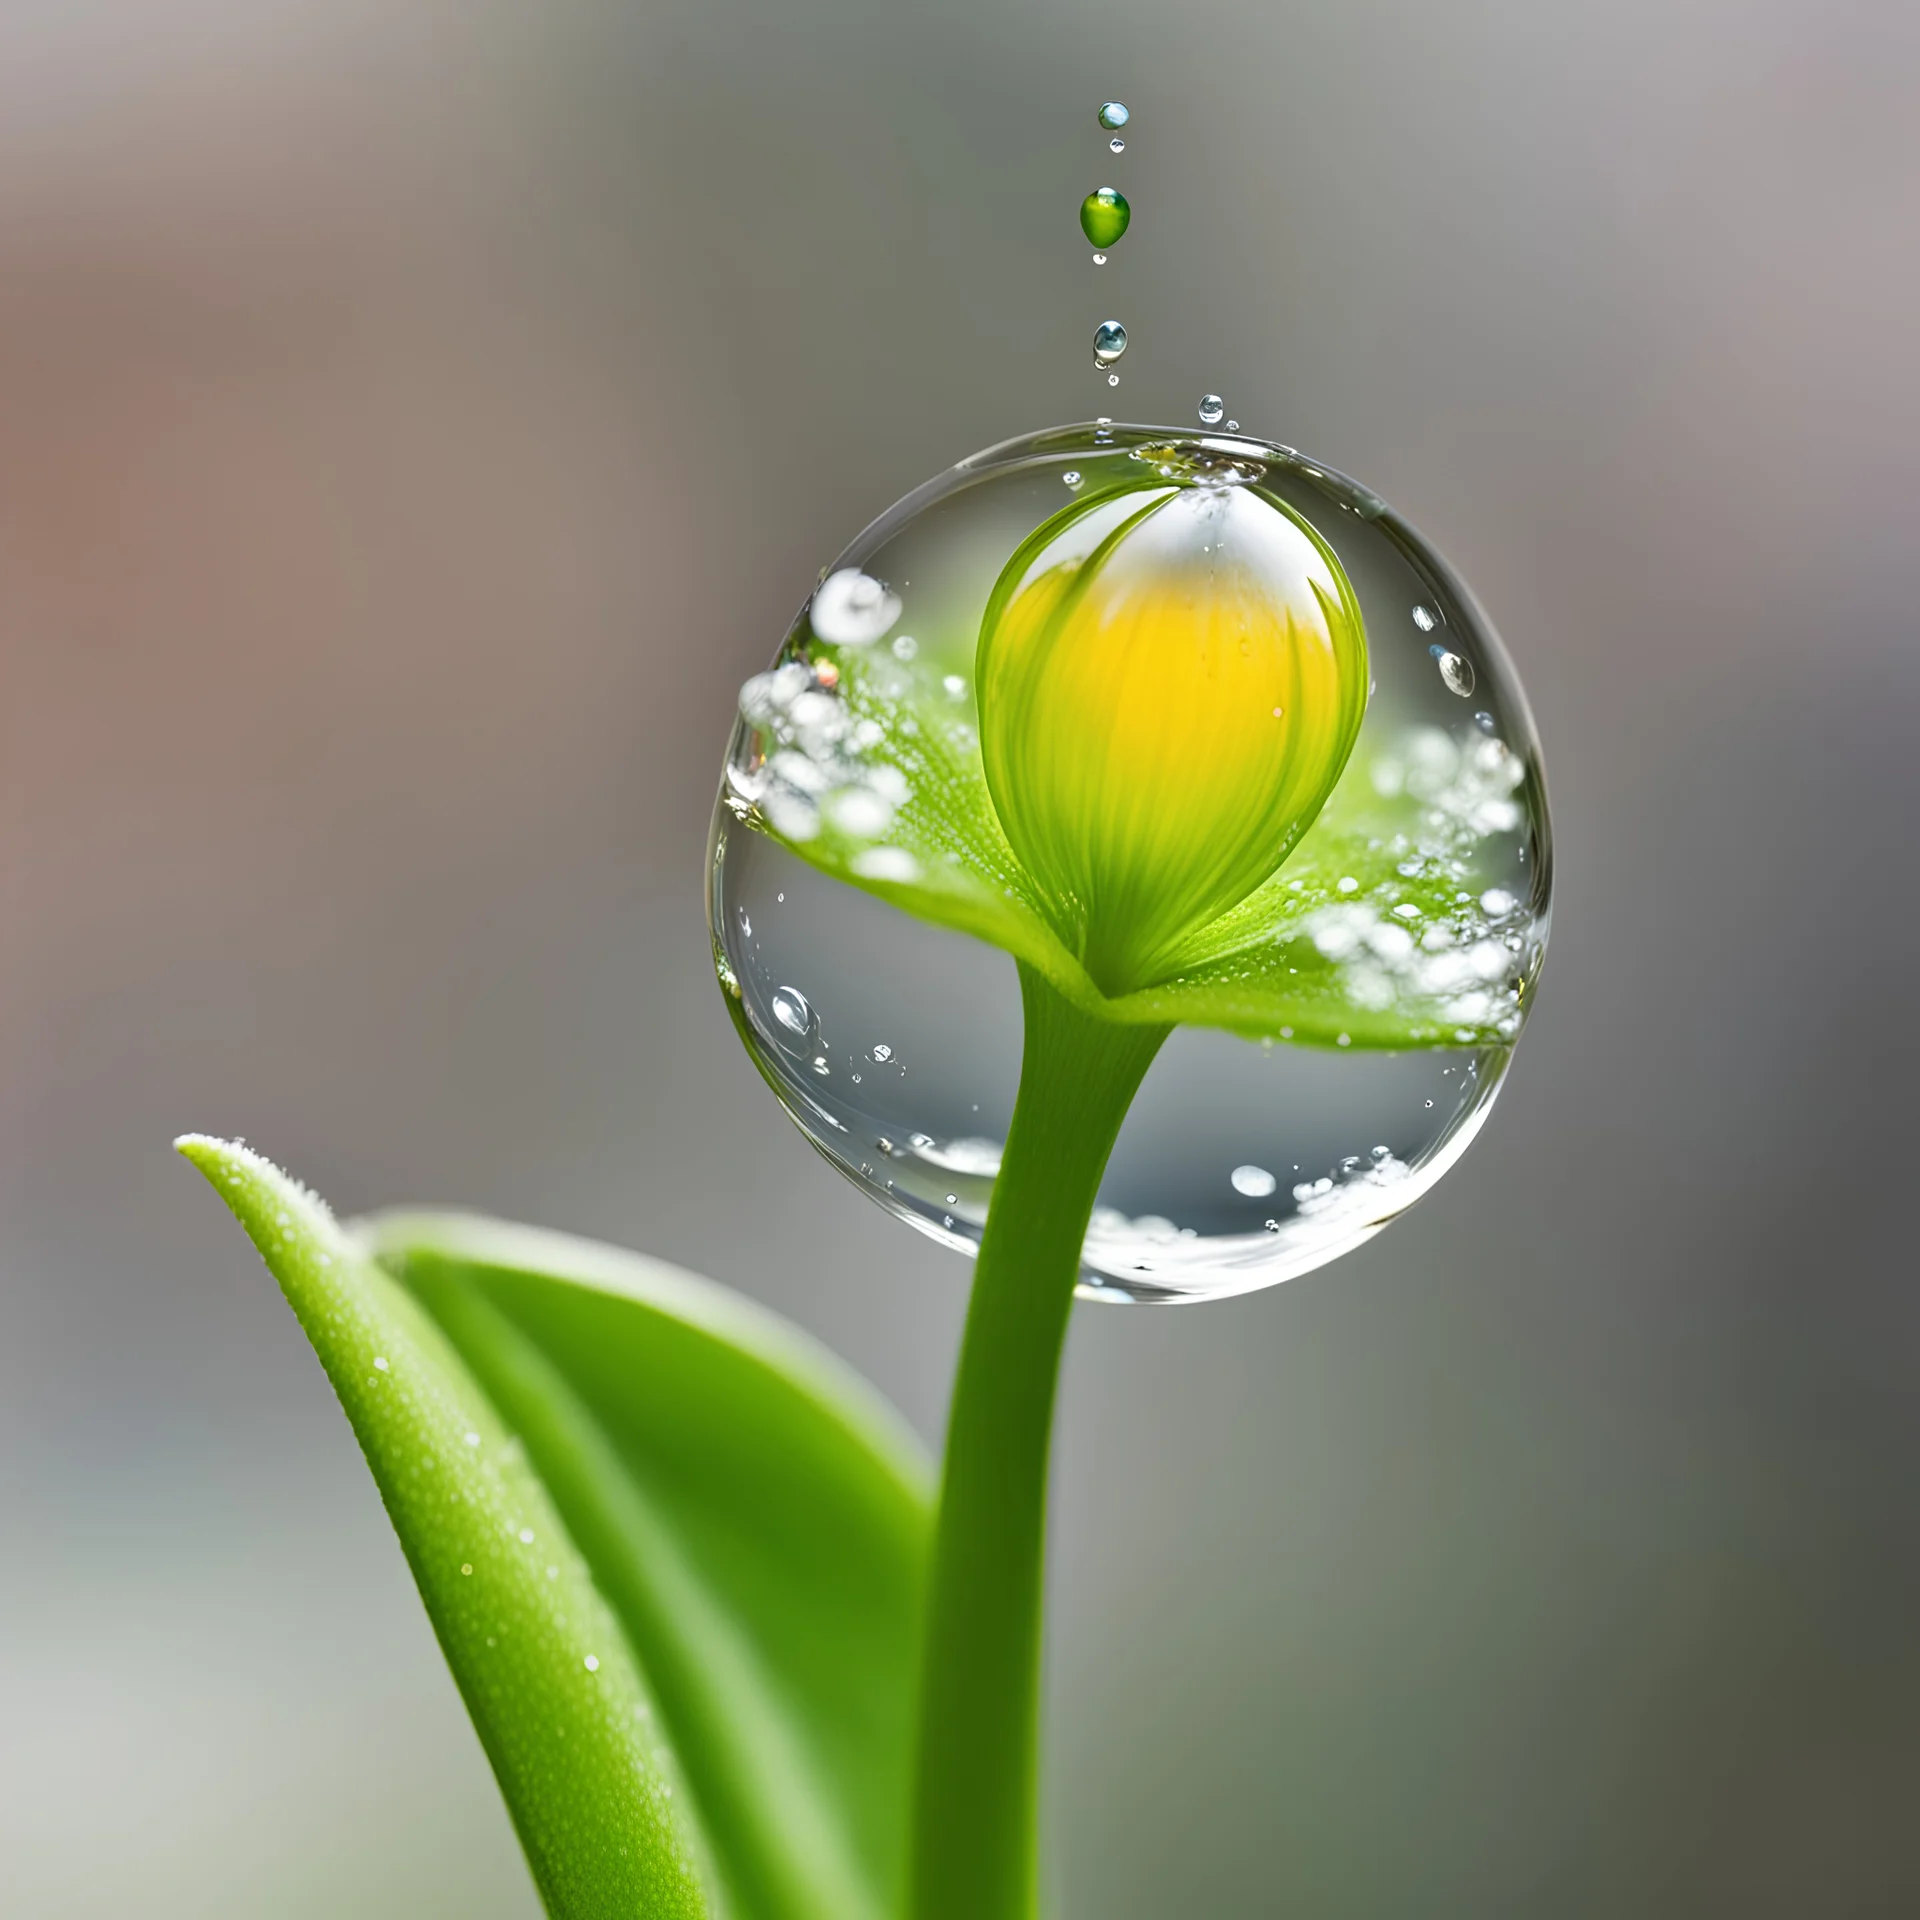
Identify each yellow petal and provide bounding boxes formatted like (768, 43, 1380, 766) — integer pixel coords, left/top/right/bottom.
(977, 481, 1368, 996)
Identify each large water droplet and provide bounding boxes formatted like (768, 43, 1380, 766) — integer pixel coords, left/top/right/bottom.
(1437, 650, 1476, 697)
(1198, 393, 1225, 426)
(1079, 188, 1130, 250)
(1092, 319, 1128, 364)
(1098, 101, 1130, 130)
(712, 423, 1549, 1302)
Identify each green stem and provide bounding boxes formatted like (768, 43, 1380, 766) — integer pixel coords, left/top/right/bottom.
(909, 962, 1170, 1920)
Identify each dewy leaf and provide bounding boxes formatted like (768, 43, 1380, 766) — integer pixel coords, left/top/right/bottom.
(175, 1137, 715, 1920)
(363, 1210, 933, 1920)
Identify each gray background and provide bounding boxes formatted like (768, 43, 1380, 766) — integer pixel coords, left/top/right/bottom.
(3, 1, 1917, 1913)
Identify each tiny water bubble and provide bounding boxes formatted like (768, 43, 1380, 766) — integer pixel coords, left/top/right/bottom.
(891, 633, 918, 660)
(1230, 1164, 1278, 1197)
(1198, 394, 1225, 426)
(1411, 604, 1438, 632)
(1474, 710, 1497, 733)
(770, 985, 815, 1040)
(1437, 651, 1477, 697)
(1098, 101, 1130, 130)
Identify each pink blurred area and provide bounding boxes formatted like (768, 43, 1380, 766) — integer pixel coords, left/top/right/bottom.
(3, 3, 1918, 1914)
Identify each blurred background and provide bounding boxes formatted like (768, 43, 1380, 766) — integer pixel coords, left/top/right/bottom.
(3, 1, 1917, 1912)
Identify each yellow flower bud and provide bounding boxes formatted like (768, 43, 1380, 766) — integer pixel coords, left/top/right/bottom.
(978, 481, 1369, 996)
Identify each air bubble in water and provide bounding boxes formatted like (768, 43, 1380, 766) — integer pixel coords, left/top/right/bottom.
(711, 422, 1551, 1303)
(1098, 101, 1130, 130)
(1093, 320, 1127, 363)
(1411, 604, 1437, 633)
(1080, 188, 1130, 250)
(1437, 650, 1476, 697)
(1198, 394, 1225, 426)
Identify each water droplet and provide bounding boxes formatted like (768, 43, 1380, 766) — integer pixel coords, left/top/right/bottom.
(1198, 394, 1225, 426)
(1110, 136, 1126, 153)
(890, 632, 918, 660)
(1474, 710, 1496, 733)
(1107, 372, 1120, 386)
(770, 985, 815, 1039)
(1411, 604, 1438, 632)
(872, 1042, 893, 1062)
(1437, 651, 1476, 697)
(1091, 251, 1107, 265)
(1226, 419, 1239, 431)
(1230, 1164, 1277, 1197)
(1080, 189, 1131, 250)
(1093, 320, 1127, 363)
(1062, 470, 1083, 489)
(584, 1655, 600, 1672)
(1098, 101, 1129, 130)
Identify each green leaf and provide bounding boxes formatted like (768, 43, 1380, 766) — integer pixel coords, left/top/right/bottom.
(180, 1140, 935, 1920)
(175, 1136, 716, 1920)
(361, 1213, 933, 1920)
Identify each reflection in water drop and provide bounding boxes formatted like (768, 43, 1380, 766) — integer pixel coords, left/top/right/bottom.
(1093, 320, 1127, 363)
(1080, 187, 1131, 250)
(1198, 393, 1225, 426)
(1230, 1164, 1278, 1197)
(711, 424, 1549, 1302)
(1437, 650, 1476, 697)
(1098, 101, 1130, 130)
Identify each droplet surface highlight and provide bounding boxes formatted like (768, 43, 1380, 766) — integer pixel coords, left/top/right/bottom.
(1079, 187, 1131, 250)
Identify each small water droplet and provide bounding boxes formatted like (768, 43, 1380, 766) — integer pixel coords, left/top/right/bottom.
(1226, 419, 1239, 431)
(890, 632, 918, 660)
(584, 1655, 600, 1672)
(1062, 470, 1083, 489)
(872, 1042, 894, 1062)
(1110, 135, 1126, 152)
(1098, 101, 1130, 130)
(1107, 372, 1119, 386)
(1093, 319, 1128, 364)
(1198, 393, 1225, 426)
(1080, 187, 1131, 250)
(770, 985, 815, 1038)
(1091, 251, 1107, 265)
(1437, 651, 1476, 697)
(1231, 1164, 1278, 1198)
(1411, 604, 1438, 632)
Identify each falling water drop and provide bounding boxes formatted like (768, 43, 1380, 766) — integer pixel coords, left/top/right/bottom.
(1092, 319, 1128, 364)
(1107, 372, 1119, 386)
(1062, 470, 1084, 489)
(1098, 101, 1130, 130)
(1198, 393, 1225, 426)
(1110, 136, 1126, 153)
(1079, 187, 1131, 250)
(1091, 252, 1106, 265)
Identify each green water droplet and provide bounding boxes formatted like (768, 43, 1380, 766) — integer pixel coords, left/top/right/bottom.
(1079, 187, 1130, 250)
(1098, 101, 1130, 130)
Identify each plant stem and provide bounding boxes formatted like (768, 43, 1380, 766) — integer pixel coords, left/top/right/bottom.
(909, 962, 1170, 1920)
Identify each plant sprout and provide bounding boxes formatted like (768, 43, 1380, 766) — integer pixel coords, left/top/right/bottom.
(183, 421, 1550, 1919)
